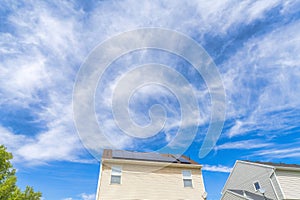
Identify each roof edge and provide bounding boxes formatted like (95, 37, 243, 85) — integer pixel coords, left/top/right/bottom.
(223, 189, 248, 200)
(238, 160, 275, 169)
(102, 158, 202, 168)
(240, 160, 300, 171)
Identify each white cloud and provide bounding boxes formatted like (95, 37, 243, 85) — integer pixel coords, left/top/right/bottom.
(75, 0, 291, 153)
(62, 193, 95, 200)
(0, 50, 49, 106)
(0, 126, 32, 152)
(254, 146, 300, 159)
(0, 0, 297, 164)
(195, 0, 281, 35)
(223, 20, 300, 137)
(80, 193, 95, 200)
(0, 123, 87, 165)
(0, 1, 88, 165)
(202, 164, 232, 173)
(216, 139, 273, 150)
(0, 1, 84, 106)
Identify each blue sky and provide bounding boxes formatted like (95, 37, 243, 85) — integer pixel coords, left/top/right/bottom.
(0, 1, 300, 199)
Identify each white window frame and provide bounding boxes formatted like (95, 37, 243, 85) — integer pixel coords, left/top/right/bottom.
(182, 170, 193, 188)
(253, 181, 261, 191)
(110, 165, 122, 184)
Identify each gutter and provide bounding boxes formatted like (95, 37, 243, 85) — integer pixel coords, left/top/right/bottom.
(275, 166, 300, 172)
(102, 158, 202, 169)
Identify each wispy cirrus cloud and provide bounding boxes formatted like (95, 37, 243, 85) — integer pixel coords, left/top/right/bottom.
(0, 0, 87, 164)
(223, 18, 300, 138)
(215, 139, 273, 150)
(1, 0, 299, 166)
(253, 145, 300, 159)
(1, 1, 299, 200)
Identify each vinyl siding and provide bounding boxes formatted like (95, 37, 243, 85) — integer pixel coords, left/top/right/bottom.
(97, 161, 205, 200)
(276, 170, 300, 199)
(222, 161, 277, 200)
(270, 172, 284, 200)
(221, 191, 246, 200)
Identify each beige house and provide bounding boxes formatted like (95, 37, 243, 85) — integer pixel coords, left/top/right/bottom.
(96, 149, 207, 200)
(221, 160, 300, 200)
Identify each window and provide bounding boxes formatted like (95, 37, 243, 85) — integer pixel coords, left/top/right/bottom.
(182, 170, 192, 187)
(111, 166, 122, 184)
(253, 181, 260, 191)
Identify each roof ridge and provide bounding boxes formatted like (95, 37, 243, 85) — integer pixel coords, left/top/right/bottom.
(242, 160, 300, 169)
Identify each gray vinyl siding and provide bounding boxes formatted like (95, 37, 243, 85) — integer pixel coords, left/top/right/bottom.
(276, 170, 300, 199)
(221, 191, 246, 200)
(222, 161, 278, 200)
(270, 172, 284, 200)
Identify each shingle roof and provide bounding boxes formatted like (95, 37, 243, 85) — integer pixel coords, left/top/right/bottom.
(102, 149, 199, 164)
(228, 189, 272, 200)
(243, 160, 300, 169)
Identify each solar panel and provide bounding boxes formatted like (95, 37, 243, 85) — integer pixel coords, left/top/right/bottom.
(178, 157, 191, 164)
(112, 150, 177, 163)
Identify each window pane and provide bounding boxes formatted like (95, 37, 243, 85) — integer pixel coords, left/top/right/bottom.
(254, 182, 260, 190)
(112, 166, 122, 175)
(183, 179, 193, 187)
(111, 175, 121, 184)
(182, 170, 191, 178)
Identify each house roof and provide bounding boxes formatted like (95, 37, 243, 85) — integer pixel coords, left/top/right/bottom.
(102, 149, 199, 164)
(243, 160, 300, 169)
(228, 189, 272, 200)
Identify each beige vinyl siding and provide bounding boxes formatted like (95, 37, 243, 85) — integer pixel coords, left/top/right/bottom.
(221, 191, 246, 200)
(276, 169, 300, 199)
(222, 161, 277, 200)
(97, 161, 205, 200)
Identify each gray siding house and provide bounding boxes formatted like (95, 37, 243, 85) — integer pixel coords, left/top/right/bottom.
(221, 160, 300, 200)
